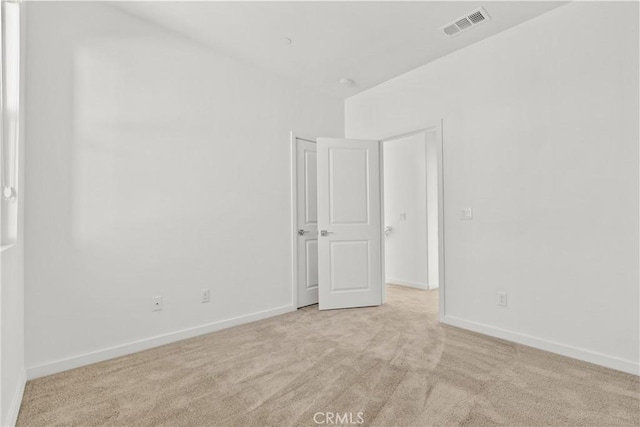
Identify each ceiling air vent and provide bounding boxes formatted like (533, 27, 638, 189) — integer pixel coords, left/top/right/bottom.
(441, 7, 490, 37)
(468, 10, 487, 24)
(455, 17, 472, 30)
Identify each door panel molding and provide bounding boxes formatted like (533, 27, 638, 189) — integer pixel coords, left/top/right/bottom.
(317, 138, 384, 310)
(291, 132, 319, 308)
(305, 239, 318, 290)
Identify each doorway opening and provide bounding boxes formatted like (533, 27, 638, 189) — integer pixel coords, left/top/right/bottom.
(291, 125, 444, 317)
(381, 124, 444, 318)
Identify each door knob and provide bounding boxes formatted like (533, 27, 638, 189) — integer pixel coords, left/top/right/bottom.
(320, 230, 334, 237)
(298, 229, 310, 236)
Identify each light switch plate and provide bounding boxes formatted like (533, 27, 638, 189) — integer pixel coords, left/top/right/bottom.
(201, 288, 210, 303)
(460, 208, 473, 220)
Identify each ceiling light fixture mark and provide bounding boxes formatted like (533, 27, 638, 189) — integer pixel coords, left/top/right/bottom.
(339, 78, 355, 88)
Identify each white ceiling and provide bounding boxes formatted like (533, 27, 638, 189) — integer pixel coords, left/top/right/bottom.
(114, 1, 567, 99)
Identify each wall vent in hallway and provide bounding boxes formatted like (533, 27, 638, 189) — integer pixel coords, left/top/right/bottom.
(441, 8, 490, 37)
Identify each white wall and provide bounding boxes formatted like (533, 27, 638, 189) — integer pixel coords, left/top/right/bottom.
(1, 5, 26, 425)
(346, 2, 639, 374)
(383, 133, 428, 289)
(24, 2, 343, 377)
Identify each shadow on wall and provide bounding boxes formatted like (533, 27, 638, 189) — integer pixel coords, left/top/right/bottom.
(73, 38, 246, 248)
(65, 34, 298, 312)
(68, 33, 294, 269)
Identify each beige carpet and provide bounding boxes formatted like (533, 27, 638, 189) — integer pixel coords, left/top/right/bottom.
(17, 285, 639, 426)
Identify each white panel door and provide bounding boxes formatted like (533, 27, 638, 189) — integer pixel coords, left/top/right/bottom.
(296, 138, 319, 307)
(317, 138, 383, 310)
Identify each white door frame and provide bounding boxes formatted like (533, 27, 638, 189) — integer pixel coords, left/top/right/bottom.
(290, 131, 317, 308)
(377, 120, 445, 322)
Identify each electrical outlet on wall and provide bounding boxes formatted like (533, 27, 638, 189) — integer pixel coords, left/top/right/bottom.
(201, 288, 210, 303)
(152, 296, 163, 311)
(460, 208, 473, 220)
(497, 292, 508, 307)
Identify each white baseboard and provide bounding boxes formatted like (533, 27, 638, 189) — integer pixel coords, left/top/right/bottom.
(27, 304, 295, 380)
(428, 282, 439, 290)
(386, 278, 428, 290)
(4, 369, 26, 427)
(443, 315, 639, 376)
